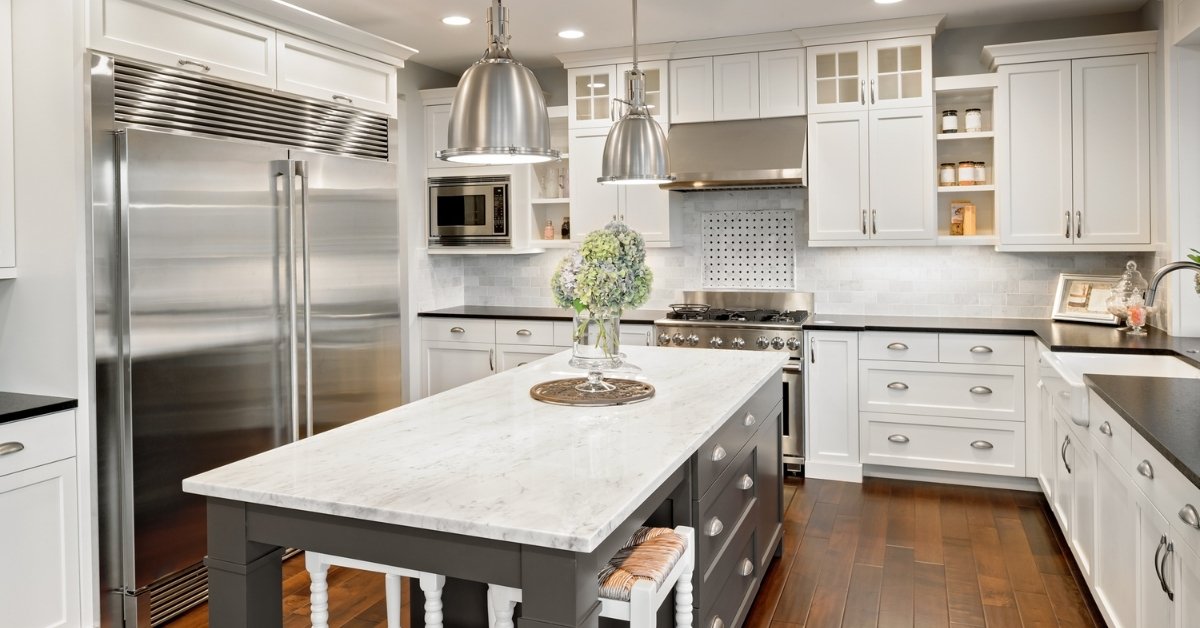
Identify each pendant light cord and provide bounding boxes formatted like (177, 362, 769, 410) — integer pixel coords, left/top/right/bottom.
(631, 0, 639, 71)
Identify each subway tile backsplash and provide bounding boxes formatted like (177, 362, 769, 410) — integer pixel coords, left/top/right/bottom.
(460, 189, 1155, 318)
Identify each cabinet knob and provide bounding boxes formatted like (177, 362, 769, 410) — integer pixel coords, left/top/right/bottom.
(1099, 422, 1113, 437)
(888, 434, 910, 444)
(887, 342, 909, 351)
(887, 382, 909, 391)
(737, 474, 754, 491)
(743, 413, 756, 427)
(738, 558, 755, 577)
(970, 345, 994, 354)
(709, 617, 725, 628)
(705, 517, 724, 537)
(1137, 459, 1155, 480)
(710, 445, 727, 462)
(0, 442, 25, 456)
(969, 386, 993, 395)
(1181, 505, 1200, 530)
(970, 440, 994, 450)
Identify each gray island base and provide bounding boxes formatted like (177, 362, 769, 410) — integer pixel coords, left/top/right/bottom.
(184, 347, 786, 627)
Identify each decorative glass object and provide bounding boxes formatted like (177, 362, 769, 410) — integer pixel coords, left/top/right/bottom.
(1106, 261, 1149, 330)
(570, 308, 622, 392)
(1125, 294, 1156, 337)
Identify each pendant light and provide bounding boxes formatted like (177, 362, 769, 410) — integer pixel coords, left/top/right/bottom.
(437, 0, 559, 164)
(598, 0, 675, 185)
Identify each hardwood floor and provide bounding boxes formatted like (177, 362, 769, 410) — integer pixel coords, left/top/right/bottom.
(168, 476, 1100, 627)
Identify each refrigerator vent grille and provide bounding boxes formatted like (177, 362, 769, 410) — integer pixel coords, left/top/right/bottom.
(147, 561, 208, 626)
(113, 59, 390, 161)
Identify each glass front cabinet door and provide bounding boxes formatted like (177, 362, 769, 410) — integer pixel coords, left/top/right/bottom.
(808, 42, 868, 114)
(568, 66, 619, 128)
(867, 36, 932, 109)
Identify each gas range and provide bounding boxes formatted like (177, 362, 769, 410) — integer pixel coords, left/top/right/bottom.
(653, 291, 813, 359)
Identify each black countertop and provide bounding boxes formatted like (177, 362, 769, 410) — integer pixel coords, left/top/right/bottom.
(0, 393, 78, 427)
(1085, 374, 1200, 488)
(418, 306, 666, 325)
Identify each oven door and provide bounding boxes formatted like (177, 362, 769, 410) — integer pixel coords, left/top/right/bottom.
(782, 360, 804, 468)
(428, 177, 509, 242)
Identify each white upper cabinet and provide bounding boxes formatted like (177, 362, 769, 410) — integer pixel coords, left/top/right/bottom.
(758, 48, 807, 118)
(808, 112, 870, 242)
(713, 53, 759, 120)
(808, 37, 931, 114)
(568, 65, 618, 128)
(868, 107, 935, 240)
(568, 127, 677, 246)
(998, 54, 1152, 248)
(276, 33, 397, 116)
(90, 0, 277, 88)
(669, 57, 714, 124)
(617, 60, 669, 127)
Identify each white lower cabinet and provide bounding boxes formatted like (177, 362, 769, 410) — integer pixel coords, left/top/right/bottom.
(496, 345, 559, 372)
(422, 340, 495, 397)
(1036, 382, 1056, 497)
(1136, 489, 1175, 628)
(1093, 442, 1138, 628)
(0, 411, 81, 628)
(803, 331, 860, 481)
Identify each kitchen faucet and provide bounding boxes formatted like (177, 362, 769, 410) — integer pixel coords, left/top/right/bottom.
(1145, 260, 1200, 307)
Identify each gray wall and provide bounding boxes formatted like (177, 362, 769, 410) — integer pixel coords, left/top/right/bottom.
(533, 66, 569, 106)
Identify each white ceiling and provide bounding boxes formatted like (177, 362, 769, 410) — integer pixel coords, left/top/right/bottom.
(287, 0, 1148, 74)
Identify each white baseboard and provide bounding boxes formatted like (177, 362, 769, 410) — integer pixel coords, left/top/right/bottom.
(863, 464, 1042, 492)
(805, 460, 863, 483)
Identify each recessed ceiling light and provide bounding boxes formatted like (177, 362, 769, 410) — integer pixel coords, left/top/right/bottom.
(558, 30, 585, 39)
(442, 15, 471, 26)
(874, 0, 903, 4)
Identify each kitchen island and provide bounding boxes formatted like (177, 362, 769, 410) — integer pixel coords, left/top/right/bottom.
(183, 346, 786, 627)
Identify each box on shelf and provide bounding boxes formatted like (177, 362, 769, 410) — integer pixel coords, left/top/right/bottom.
(949, 200, 977, 236)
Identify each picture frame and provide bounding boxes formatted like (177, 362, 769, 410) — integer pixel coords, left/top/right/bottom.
(1051, 273, 1121, 325)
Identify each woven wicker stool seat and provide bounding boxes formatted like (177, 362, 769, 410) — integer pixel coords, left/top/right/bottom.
(488, 525, 696, 628)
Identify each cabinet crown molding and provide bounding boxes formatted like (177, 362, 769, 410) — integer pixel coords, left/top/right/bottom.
(556, 14, 945, 69)
(182, 0, 417, 66)
(419, 87, 457, 106)
(983, 31, 1158, 70)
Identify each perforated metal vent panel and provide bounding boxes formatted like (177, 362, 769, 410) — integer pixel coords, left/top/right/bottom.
(702, 210, 796, 289)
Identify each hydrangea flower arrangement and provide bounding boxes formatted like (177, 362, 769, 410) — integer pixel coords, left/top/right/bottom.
(551, 221, 653, 315)
(1189, 249, 1200, 294)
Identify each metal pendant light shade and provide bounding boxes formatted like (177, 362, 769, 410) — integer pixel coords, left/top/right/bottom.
(599, 0, 675, 185)
(437, 1, 559, 165)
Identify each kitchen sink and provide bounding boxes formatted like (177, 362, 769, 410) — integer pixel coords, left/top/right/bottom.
(1040, 351, 1200, 427)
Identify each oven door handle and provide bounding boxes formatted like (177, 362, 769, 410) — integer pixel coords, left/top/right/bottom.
(783, 363, 803, 375)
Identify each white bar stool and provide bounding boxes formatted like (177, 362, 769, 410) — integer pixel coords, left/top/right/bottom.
(488, 526, 695, 628)
(304, 551, 446, 628)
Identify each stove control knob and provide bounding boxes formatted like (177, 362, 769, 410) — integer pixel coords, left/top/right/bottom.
(731, 337, 746, 349)
(756, 336, 769, 349)
(686, 334, 700, 347)
(709, 337, 724, 349)
(770, 337, 785, 350)
(672, 333, 686, 346)
(658, 333, 671, 346)
(786, 337, 801, 351)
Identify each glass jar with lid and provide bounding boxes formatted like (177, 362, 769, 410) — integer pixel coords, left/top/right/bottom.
(939, 163, 957, 186)
(965, 108, 983, 133)
(941, 110, 958, 133)
(1106, 260, 1149, 330)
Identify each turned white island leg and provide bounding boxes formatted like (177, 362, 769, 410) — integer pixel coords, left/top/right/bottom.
(303, 553, 331, 628)
(418, 572, 446, 628)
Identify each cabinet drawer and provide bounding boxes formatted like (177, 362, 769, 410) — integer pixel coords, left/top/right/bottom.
(861, 413, 1025, 476)
(701, 519, 758, 628)
(276, 33, 397, 116)
(938, 334, 1026, 366)
(860, 362, 1024, 422)
(91, 0, 277, 88)
(1088, 390, 1132, 463)
(1129, 432, 1200, 554)
(0, 411, 76, 477)
(495, 320, 555, 346)
(697, 446, 756, 578)
(695, 382, 779, 497)
(859, 332, 939, 362)
(420, 318, 495, 344)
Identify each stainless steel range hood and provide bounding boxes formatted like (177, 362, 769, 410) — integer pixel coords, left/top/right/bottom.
(663, 116, 806, 191)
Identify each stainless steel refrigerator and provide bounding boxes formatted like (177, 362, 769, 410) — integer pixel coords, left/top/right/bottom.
(91, 56, 404, 627)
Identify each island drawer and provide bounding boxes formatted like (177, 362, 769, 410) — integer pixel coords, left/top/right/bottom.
(697, 446, 757, 577)
(0, 410, 76, 478)
(700, 519, 758, 628)
(755, 407, 784, 570)
(495, 320, 555, 346)
(860, 362, 1025, 422)
(1129, 431, 1200, 555)
(1088, 390, 1132, 462)
(938, 334, 1026, 366)
(420, 317, 495, 344)
(859, 332, 939, 363)
(695, 380, 779, 497)
(860, 413, 1026, 477)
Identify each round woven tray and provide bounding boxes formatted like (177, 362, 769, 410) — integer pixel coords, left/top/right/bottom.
(529, 378, 656, 407)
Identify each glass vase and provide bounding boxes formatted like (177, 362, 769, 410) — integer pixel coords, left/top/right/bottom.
(570, 309, 622, 392)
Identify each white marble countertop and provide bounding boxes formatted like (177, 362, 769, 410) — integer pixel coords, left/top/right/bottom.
(182, 346, 786, 553)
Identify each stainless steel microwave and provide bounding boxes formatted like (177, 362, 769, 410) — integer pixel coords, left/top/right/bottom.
(428, 175, 511, 247)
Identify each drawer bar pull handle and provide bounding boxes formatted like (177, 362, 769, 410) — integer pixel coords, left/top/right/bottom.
(450, 326, 466, 334)
(0, 442, 24, 456)
(332, 94, 354, 104)
(737, 474, 754, 491)
(970, 440, 994, 450)
(705, 517, 724, 537)
(1181, 505, 1200, 530)
(1099, 421, 1113, 437)
(738, 558, 755, 577)
(177, 58, 211, 72)
(887, 342, 909, 351)
(516, 329, 533, 337)
(888, 434, 910, 444)
(970, 345, 994, 354)
(1137, 459, 1155, 479)
(743, 413, 756, 427)
(970, 386, 993, 395)
(887, 382, 909, 391)
(710, 445, 727, 462)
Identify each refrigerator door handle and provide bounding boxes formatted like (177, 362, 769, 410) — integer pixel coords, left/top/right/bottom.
(295, 160, 315, 439)
(274, 160, 302, 443)
(114, 130, 139, 586)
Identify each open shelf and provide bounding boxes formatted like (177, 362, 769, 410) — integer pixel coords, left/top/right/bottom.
(937, 131, 994, 141)
(939, 185, 995, 193)
(531, 197, 571, 205)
